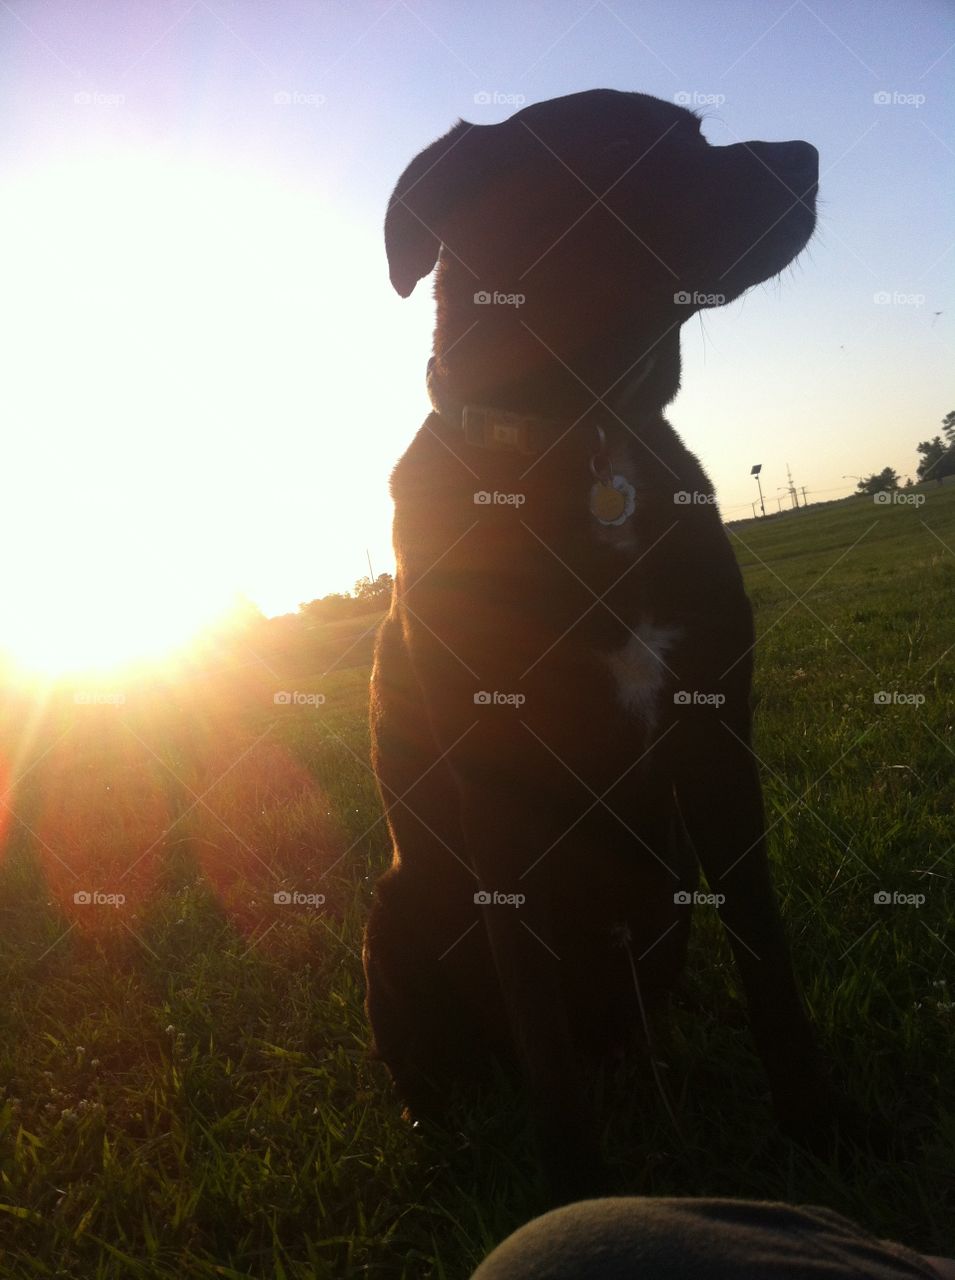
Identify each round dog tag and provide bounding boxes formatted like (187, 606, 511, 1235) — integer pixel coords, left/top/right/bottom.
(590, 476, 635, 526)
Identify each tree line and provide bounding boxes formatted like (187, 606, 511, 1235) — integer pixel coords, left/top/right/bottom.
(855, 410, 955, 495)
(298, 574, 394, 622)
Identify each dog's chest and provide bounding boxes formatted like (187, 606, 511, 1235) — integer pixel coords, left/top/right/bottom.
(601, 620, 682, 725)
(575, 439, 685, 723)
(396, 417, 691, 727)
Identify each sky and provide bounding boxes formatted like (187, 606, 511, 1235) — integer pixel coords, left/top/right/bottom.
(0, 0, 952, 654)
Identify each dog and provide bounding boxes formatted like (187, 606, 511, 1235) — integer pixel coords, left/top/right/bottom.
(364, 89, 839, 1195)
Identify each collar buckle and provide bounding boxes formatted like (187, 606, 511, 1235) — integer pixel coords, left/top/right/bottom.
(461, 405, 546, 455)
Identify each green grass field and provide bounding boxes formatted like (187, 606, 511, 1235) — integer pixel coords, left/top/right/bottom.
(1, 488, 953, 1277)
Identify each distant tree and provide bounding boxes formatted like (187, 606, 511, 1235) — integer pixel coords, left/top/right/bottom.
(300, 592, 355, 622)
(353, 573, 394, 605)
(916, 436, 955, 484)
(856, 468, 900, 496)
(297, 574, 393, 625)
(943, 410, 955, 444)
(229, 595, 266, 627)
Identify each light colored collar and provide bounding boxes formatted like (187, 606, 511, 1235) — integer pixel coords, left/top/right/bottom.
(427, 355, 657, 457)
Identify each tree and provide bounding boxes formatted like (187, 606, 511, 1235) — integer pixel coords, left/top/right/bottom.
(856, 468, 899, 496)
(300, 592, 355, 622)
(353, 573, 394, 605)
(916, 436, 955, 483)
(943, 410, 955, 445)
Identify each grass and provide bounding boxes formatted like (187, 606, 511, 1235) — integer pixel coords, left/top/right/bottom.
(0, 490, 953, 1277)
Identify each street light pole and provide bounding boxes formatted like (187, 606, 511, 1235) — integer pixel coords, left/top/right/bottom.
(750, 464, 765, 517)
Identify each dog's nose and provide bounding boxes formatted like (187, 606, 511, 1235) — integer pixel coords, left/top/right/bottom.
(744, 140, 818, 193)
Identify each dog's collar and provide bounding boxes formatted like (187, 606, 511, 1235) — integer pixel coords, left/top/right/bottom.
(459, 403, 558, 456)
(427, 355, 657, 457)
(427, 360, 559, 455)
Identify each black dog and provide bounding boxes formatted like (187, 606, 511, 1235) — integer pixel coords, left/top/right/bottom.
(364, 89, 837, 1192)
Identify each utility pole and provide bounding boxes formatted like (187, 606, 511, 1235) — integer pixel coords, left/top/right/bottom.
(785, 463, 799, 509)
(750, 464, 765, 517)
(800, 486, 808, 506)
(366, 549, 374, 581)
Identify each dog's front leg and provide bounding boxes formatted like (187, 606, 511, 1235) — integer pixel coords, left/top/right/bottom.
(671, 720, 839, 1144)
(455, 777, 606, 1202)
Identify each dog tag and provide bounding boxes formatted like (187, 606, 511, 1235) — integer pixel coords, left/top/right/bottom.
(590, 476, 635, 526)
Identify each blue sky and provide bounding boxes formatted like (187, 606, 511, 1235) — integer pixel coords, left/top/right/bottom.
(0, 0, 951, 636)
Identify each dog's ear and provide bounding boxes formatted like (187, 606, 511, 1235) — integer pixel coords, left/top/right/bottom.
(385, 120, 489, 297)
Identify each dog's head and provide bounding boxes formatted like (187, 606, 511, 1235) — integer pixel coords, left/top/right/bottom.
(385, 90, 817, 406)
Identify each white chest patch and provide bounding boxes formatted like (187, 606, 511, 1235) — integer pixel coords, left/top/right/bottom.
(603, 622, 683, 722)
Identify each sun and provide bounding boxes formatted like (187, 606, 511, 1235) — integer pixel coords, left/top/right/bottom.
(2, 553, 239, 678)
(0, 142, 407, 677)
(0, 149, 297, 677)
